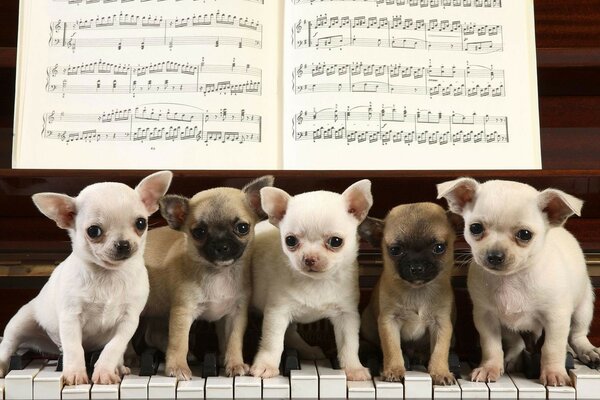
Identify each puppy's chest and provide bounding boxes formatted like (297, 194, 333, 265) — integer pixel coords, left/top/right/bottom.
(394, 304, 434, 341)
(196, 270, 242, 321)
(493, 280, 537, 329)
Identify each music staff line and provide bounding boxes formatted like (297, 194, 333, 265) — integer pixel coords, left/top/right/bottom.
(49, 11, 262, 51)
(293, 14, 503, 53)
(41, 107, 262, 144)
(292, 0, 501, 7)
(292, 104, 509, 145)
(46, 59, 262, 97)
(292, 61, 504, 97)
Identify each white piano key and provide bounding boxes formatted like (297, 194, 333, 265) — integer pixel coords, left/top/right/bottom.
(433, 382, 461, 399)
(316, 359, 346, 399)
(33, 362, 63, 400)
(262, 375, 290, 399)
(508, 373, 546, 399)
(4, 359, 45, 399)
(546, 384, 575, 400)
(373, 377, 404, 399)
(205, 369, 234, 399)
(404, 368, 433, 399)
(90, 383, 119, 400)
(62, 383, 92, 399)
(234, 375, 262, 399)
(569, 361, 600, 399)
(119, 370, 149, 400)
(346, 380, 375, 399)
(456, 364, 489, 399)
(290, 361, 318, 399)
(176, 367, 205, 400)
(148, 364, 176, 400)
(486, 374, 517, 400)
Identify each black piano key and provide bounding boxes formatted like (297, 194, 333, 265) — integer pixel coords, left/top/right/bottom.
(523, 350, 575, 379)
(448, 351, 461, 378)
(9, 348, 35, 371)
(281, 348, 300, 377)
(139, 347, 162, 376)
(202, 352, 218, 378)
(86, 349, 102, 376)
(56, 353, 63, 372)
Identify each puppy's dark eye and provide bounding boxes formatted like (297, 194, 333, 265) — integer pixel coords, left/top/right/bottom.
(285, 235, 298, 248)
(235, 222, 250, 236)
(389, 246, 403, 257)
(327, 236, 344, 249)
(87, 225, 102, 239)
(516, 229, 533, 241)
(192, 226, 207, 240)
(433, 243, 446, 254)
(135, 218, 147, 231)
(470, 223, 484, 235)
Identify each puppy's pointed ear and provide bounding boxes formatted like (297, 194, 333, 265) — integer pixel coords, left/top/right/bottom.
(538, 189, 583, 227)
(260, 187, 290, 227)
(32, 193, 77, 230)
(446, 211, 464, 235)
(160, 195, 190, 230)
(243, 175, 275, 220)
(358, 217, 384, 247)
(136, 171, 173, 215)
(342, 179, 373, 222)
(436, 177, 479, 215)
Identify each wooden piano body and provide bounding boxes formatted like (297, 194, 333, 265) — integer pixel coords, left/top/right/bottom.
(0, 0, 599, 394)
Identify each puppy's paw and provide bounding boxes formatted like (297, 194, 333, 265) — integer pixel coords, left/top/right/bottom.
(250, 362, 280, 379)
(430, 369, 456, 386)
(226, 362, 250, 377)
(117, 365, 131, 376)
(540, 367, 571, 387)
(577, 347, 600, 368)
(345, 366, 372, 381)
(62, 368, 90, 386)
(471, 365, 503, 382)
(297, 345, 326, 360)
(166, 362, 192, 381)
(92, 366, 122, 385)
(381, 366, 405, 382)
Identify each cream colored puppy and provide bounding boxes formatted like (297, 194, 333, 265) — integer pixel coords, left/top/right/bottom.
(142, 176, 273, 380)
(0, 171, 172, 385)
(250, 180, 373, 381)
(438, 178, 599, 386)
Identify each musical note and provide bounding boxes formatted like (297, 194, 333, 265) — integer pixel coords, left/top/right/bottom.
(41, 104, 262, 145)
(292, 104, 509, 145)
(292, 0, 501, 8)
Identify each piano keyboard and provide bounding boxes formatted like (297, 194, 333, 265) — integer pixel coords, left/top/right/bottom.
(2, 358, 600, 399)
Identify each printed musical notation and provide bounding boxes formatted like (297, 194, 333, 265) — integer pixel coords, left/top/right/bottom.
(46, 59, 262, 97)
(292, 104, 508, 145)
(49, 11, 262, 52)
(292, 0, 501, 8)
(41, 105, 262, 144)
(292, 61, 504, 97)
(292, 14, 502, 53)
(55, 0, 264, 4)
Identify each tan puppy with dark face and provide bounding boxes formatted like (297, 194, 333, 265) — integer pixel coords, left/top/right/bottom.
(142, 176, 273, 380)
(360, 203, 458, 385)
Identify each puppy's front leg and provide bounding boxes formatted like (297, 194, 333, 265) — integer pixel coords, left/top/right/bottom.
(222, 298, 250, 377)
(59, 314, 89, 385)
(250, 306, 290, 379)
(92, 311, 140, 384)
(165, 305, 196, 380)
(471, 307, 504, 382)
(331, 311, 370, 381)
(378, 313, 405, 382)
(540, 313, 571, 386)
(428, 315, 455, 385)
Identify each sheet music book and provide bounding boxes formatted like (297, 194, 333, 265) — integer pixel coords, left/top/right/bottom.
(13, 0, 541, 170)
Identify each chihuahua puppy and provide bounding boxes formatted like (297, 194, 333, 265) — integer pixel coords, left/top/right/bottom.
(360, 203, 457, 385)
(0, 171, 172, 385)
(437, 178, 600, 386)
(142, 176, 274, 380)
(250, 180, 373, 381)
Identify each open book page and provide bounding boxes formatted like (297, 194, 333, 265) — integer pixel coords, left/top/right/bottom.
(282, 0, 541, 170)
(13, 0, 282, 169)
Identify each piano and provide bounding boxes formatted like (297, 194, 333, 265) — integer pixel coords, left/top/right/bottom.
(0, 0, 599, 398)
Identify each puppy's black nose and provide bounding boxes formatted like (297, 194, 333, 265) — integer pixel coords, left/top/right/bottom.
(487, 251, 505, 266)
(213, 242, 231, 256)
(115, 240, 131, 255)
(409, 264, 426, 276)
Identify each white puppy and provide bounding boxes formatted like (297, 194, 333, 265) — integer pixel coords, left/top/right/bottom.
(250, 180, 373, 381)
(437, 177, 599, 386)
(0, 171, 172, 385)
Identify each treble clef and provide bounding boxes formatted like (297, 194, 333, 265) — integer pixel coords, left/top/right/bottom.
(296, 112, 303, 125)
(296, 65, 304, 78)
